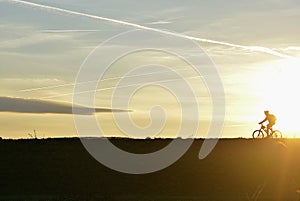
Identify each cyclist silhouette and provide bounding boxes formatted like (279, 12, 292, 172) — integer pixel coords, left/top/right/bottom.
(259, 110, 277, 136)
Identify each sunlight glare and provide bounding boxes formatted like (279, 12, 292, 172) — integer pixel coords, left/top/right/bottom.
(259, 58, 300, 137)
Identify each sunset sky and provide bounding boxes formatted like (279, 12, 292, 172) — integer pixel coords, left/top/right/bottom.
(1, 0, 300, 138)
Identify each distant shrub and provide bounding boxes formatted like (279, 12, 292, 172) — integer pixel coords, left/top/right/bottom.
(28, 129, 43, 139)
(0, 137, 2, 140)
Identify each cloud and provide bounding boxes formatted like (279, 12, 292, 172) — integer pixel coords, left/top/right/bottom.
(0, 97, 130, 115)
(7, 0, 294, 59)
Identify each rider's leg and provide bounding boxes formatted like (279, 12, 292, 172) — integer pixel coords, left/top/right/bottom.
(267, 123, 275, 135)
(267, 124, 271, 135)
(270, 123, 275, 134)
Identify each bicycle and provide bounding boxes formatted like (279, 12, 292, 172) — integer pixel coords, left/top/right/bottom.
(252, 123, 282, 138)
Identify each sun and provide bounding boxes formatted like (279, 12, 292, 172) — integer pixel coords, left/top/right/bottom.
(258, 58, 300, 137)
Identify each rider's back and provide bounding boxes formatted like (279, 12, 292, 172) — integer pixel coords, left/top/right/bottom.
(267, 114, 277, 123)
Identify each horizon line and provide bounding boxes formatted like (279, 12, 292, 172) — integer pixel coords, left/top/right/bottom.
(0, 136, 294, 140)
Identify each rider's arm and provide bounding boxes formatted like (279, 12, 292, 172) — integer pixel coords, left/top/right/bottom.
(259, 117, 267, 124)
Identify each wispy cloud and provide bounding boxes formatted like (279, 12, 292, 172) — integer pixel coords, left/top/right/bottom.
(39, 29, 103, 33)
(0, 32, 68, 49)
(6, 0, 295, 59)
(0, 97, 130, 115)
(146, 21, 172, 25)
(279, 46, 300, 51)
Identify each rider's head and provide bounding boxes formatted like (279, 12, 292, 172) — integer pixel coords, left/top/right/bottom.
(264, 110, 269, 115)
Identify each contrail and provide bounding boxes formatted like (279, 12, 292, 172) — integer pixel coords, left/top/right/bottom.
(40, 75, 203, 100)
(7, 0, 293, 59)
(19, 68, 191, 92)
(19, 80, 96, 92)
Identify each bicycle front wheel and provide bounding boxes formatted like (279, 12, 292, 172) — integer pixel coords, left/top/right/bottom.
(272, 130, 282, 138)
(252, 130, 264, 138)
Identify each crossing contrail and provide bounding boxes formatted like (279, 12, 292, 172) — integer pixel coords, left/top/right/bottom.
(7, 0, 293, 59)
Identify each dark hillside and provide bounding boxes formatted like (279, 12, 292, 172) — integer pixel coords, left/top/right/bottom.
(0, 138, 299, 201)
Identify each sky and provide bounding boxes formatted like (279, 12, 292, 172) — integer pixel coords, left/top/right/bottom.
(1, 0, 300, 139)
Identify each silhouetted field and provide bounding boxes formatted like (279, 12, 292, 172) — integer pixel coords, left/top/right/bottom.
(0, 138, 299, 201)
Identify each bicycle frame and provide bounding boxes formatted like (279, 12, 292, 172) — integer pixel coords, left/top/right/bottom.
(252, 124, 282, 139)
(259, 124, 271, 135)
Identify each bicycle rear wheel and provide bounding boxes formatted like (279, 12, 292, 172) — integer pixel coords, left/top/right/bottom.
(252, 130, 264, 138)
(272, 130, 282, 138)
